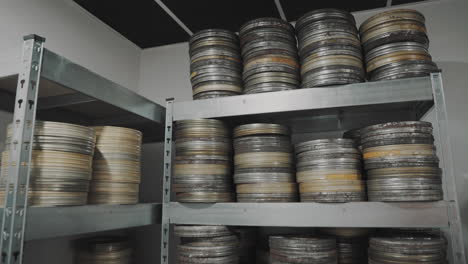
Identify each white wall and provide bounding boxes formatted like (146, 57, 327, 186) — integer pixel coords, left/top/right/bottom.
(0, 0, 143, 263)
(0, 0, 141, 90)
(138, 42, 191, 105)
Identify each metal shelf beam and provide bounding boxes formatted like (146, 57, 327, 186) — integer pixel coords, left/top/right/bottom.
(0, 48, 167, 142)
(173, 76, 433, 121)
(167, 201, 449, 228)
(41, 49, 165, 125)
(0, 203, 161, 241)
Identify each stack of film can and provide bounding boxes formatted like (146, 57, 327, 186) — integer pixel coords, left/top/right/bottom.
(175, 225, 239, 264)
(76, 236, 132, 264)
(369, 231, 447, 263)
(296, 9, 365, 87)
(360, 9, 438, 81)
(239, 18, 300, 94)
(0, 152, 7, 205)
(88, 126, 142, 205)
(1, 121, 95, 206)
(321, 228, 369, 264)
(189, 29, 243, 99)
(174, 119, 234, 202)
(295, 138, 366, 202)
(234, 227, 257, 264)
(233, 123, 297, 202)
(269, 235, 337, 263)
(362, 121, 443, 201)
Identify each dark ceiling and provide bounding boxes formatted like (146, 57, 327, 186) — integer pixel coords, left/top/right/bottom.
(74, 0, 427, 49)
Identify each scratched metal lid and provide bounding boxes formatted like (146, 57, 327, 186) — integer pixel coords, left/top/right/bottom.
(175, 225, 233, 238)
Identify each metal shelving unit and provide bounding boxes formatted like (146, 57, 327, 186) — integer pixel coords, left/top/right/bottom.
(167, 201, 449, 228)
(0, 203, 161, 241)
(0, 35, 164, 263)
(160, 73, 466, 264)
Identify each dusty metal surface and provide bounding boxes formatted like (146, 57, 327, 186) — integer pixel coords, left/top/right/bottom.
(297, 9, 364, 88)
(240, 18, 299, 94)
(269, 235, 337, 263)
(190, 29, 242, 99)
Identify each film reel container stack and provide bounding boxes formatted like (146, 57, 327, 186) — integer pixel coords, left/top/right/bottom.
(360, 9, 438, 81)
(369, 230, 447, 263)
(321, 228, 369, 264)
(239, 18, 300, 94)
(296, 9, 365, 88)
(175, 225, 239, 264)
(1, 121, 96, 206)
(0, 151, 7, 205)
(88, 126, 142, 205)
(295, 138, 366, 202)
(174, 119, 235, 202)
(269, 235, 337, 263)
(76, 236, 133, 264)
(189, 29, 243, 99)
(362, 121, 443, 202)
(233, 123, 297, 202)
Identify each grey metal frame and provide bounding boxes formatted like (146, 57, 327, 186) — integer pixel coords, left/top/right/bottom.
(168, 201, 449, 227)
(430, 73, 466, 263)
(0, 35, 165, 264)
(161, 73, 466, 263)
(40, 48, 165, 125)
(160, 98, 174, 264)
(0, 35, 45, 264)
(172, 76, 433, 121)
(0, 203, 161, 241)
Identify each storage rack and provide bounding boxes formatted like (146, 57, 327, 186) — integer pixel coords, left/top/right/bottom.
(0, 35, 164, 264)
(160, 73, 467, 263)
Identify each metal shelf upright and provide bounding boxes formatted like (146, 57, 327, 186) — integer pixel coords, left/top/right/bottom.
(160, 73, 466, 264)
(0, 35, 165, 264)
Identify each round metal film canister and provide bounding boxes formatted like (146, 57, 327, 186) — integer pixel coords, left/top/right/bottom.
(76, 236, 132, 264)
(239, 17, 299, 94)
(175, 225, 233, 238)
(89, 126, 142, 205)
(269, 235, 338, 264)
(296, 9, 364, 88)
(189, 29, 243, 99)
(368, 233, 446, 263)
(359, 9, 428, 52)
(4, 121, 96, 207)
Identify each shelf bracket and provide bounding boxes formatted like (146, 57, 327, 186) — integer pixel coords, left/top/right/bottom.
(160, 98, 174, 264)
(430, 72, 467, 263)
(0, 34, 45, 264)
